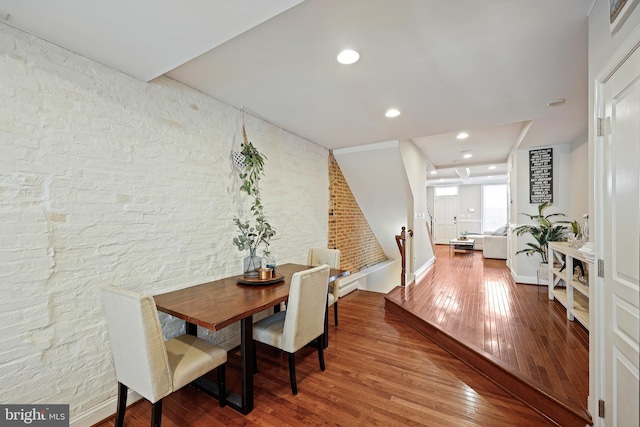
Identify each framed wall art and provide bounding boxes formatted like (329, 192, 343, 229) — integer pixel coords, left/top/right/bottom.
(529, 148, 553, 204)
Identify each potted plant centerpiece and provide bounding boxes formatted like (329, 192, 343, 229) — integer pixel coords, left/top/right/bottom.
(232, 128, 276, 278)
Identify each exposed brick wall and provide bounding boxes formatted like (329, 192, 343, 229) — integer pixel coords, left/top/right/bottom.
(328, 153, 387, 274)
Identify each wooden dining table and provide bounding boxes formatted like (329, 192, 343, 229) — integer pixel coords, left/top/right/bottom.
(153, 263, 349, 414)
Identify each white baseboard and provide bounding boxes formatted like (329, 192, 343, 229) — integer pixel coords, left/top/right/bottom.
(70, 389, 142, 427)
(413, 256, 435, 280)
(511, 272, 546, 285)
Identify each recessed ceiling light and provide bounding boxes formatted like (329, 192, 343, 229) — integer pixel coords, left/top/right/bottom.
(337, 49, 360, 65)
(461, 151, 473, 159)
(456, 132, 469, 139)
(489, 165, 496, 170)
(430, 170, 437, 175)
(547, 98, 566, 107)
(488, 176, 494, 179)
(385, 108, 400, 118)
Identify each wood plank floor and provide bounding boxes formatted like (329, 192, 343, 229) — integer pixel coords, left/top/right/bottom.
(385, 245, 590, 426)
(94, 289, 554, 426)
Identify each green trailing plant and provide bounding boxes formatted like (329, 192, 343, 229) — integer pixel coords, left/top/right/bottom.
(232, 129, 276, 257)
(514, 201, 569, 263)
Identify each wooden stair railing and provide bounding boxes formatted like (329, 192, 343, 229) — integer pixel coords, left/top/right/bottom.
(395, 226, 413, 286)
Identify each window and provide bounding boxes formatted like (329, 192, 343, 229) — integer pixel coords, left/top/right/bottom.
(482, 184, 507, 233)
(434, 186, 458, 197)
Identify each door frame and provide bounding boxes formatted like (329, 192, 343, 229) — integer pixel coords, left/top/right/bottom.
(593, 24, 640, 427)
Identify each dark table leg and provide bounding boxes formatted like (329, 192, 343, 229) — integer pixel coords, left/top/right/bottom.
(185, 320, 254, 414)
(186, 322, 197, 336)
(323, 304, 329, 349)
(239, 316, 254, 414)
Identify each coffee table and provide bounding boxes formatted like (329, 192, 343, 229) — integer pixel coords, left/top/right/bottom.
(449, 238, 475, 256)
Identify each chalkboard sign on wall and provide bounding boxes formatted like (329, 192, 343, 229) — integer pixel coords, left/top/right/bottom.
(529, 148, 553, 203)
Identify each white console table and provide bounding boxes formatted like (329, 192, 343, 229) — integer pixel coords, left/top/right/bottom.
(548, 242, 590, 330)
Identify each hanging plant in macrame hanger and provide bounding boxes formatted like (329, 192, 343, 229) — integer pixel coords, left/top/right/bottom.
(230, 108, 251, 172)
(230, 109, 276, 276)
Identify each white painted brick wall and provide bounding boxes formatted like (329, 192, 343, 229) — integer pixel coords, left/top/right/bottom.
(0, 23, 328, 418)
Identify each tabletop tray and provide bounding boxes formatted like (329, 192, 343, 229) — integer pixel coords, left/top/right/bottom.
(237, 273, 285, 286)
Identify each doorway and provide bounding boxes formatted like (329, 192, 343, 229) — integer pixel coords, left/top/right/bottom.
(434, 194, 458, 244)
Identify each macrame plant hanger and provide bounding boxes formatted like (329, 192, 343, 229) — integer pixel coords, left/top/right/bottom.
(230, 107, 249, 171)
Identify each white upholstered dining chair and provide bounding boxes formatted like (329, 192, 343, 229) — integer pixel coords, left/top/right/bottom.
(252, 264, 330, 395)
(307, 247, 341, 325)
(102, 286, 227, 427)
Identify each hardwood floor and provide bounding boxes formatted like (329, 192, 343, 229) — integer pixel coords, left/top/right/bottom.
(385, 245, 590, 426)
(95, 290, 553, 426)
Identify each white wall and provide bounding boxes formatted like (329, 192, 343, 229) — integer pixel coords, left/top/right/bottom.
(399, 139, 435, 274)
(0, 23, 329, 420)
(457, 184, 482, 234)
(512, 144, 572, 282)
(569, 140, 589, 222)
(426, 186, 435, 222)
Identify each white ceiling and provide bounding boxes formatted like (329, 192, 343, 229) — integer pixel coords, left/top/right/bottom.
(0, 0, 592, 184)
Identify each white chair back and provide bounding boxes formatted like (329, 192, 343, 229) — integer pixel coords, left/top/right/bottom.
(102, 286, 172, 403)
(307, 248, 340, 269)
(281, 265, 330, 353)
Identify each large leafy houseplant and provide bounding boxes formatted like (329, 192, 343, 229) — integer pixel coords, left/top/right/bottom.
(514, 201, 569, 263)
(232, 129, 276, 260)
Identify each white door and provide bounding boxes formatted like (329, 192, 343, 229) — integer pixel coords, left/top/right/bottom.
(434, 195, 458, 244)
(601, 45, 639, 427)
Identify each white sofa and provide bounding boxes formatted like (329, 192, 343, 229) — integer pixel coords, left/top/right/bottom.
(483, 235, 507, 259)
(466, 234, 485, 250)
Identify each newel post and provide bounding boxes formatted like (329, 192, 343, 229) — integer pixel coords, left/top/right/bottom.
(395, 226, 413, 286)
